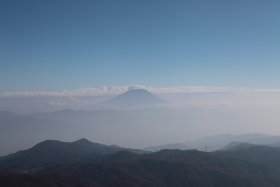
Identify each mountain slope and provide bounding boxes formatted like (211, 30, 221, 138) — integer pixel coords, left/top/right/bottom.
(0, 138, 144, 169)
(220, 142, 256, 151)
(105, 89, 166, 109)
(3, 141, 280, 186)
(2, 148, 280, 187)
(215, 145, 280, 175)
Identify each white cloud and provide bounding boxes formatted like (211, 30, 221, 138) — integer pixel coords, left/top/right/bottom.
(148, 87, 280, 95)
(0, 86, 129, 98)
(1, 86, 280, 98)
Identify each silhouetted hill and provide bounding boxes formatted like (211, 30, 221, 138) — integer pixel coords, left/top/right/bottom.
(0, 139, 145, 169)
(2, 140, 280, 186)
(145, 143, 189, 152)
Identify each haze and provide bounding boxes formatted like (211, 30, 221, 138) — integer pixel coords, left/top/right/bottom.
(1, 0, 280, 156)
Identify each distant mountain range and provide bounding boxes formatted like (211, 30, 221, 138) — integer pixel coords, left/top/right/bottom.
(2, 139, 280, 186)
(2, 109, 280, 156)
(2, 89, 280, 157)
(146, 133, 280, 152)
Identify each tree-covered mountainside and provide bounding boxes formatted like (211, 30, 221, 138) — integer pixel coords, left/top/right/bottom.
(2, 139, 280, 186)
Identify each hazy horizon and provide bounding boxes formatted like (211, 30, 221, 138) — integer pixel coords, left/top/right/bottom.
(1, 87, 280, 156)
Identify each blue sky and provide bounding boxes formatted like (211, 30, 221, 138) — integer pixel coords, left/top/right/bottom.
(1, 0, 280, 92)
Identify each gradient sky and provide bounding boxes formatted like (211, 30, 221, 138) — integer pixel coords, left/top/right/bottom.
(1, 0, 280, 92)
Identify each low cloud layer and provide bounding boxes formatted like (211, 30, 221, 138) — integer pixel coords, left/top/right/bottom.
(1, 86, 280, 98)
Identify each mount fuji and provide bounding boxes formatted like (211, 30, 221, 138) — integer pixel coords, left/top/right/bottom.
(105, 88, 166, 109)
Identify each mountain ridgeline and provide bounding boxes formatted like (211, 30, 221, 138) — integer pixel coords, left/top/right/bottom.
(105, 88, 166, 109)
(0, 139, 144, 169)
(2, 139, 280, 186)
